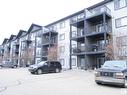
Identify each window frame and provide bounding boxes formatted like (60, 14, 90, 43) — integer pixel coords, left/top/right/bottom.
(59, 46, 65, 53)
(114, 0, 127, 10)
(59, 21, 65, 29)
(59, 33, 65, 41)
(72, 58, 76, 66)
(115, 16, 127, 28)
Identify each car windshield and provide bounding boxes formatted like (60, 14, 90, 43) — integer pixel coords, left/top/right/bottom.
(37, 61, 47, 66)
(102, 61, 127, 69)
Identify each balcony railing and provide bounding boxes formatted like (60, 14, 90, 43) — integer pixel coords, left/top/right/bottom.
(85, 5, 111, 18)
(72, 47, 85, 53)
(70, 13, 84, 24)
(86, 25, 112, 35)
(42, 51, 48, 56)
(71, 29, 84, 38)
(42, 38, 57, 44)
(43, 28, 57, 34)
(14, 49, 19, 53)
(86, 44, 105, 52)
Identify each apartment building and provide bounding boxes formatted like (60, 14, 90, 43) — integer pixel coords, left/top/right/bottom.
(0, 45, 4, 63)
(18, 24, 42, 67)
(0, 0, 127, 70)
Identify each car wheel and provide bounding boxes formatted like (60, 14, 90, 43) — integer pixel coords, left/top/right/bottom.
(55, 68, 60, 73)
(13, 65, 17, 68)
(37, 69, 42, 75)
(96, 81, 101, 85)
(0, 65, 2, 69)
(31, 72, 35, 74)
(123, 79, 127, 88)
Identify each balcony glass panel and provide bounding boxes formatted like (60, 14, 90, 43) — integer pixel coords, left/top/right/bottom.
(42, 51, 48, 56)
(71, 29, 84, 38)
(72, 46, 85, 54)
(87, 43, 105, 52)
(86, 5, 111, 18)
(86, 24, 111, 35)
(70, 13, 84, 24)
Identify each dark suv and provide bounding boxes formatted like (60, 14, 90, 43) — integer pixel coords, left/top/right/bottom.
(28, 61, 62, 74)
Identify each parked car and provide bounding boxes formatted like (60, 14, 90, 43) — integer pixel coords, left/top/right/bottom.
(0, 61, 18, 68)
(95, 60, 127, 87)
(28, 61, 62, 74)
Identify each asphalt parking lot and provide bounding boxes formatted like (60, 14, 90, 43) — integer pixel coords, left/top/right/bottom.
(0, 68, 126, 95)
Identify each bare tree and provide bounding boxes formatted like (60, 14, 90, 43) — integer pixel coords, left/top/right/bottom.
(21, 47, 34, 67)
(105, 35, 114, 60)
(47, 44, 58, 61)
(105, 43, 114, 60)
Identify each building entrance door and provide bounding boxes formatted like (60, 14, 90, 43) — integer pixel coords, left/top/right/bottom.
(80, 57, 85, 69)
(96, 57, 105, 69)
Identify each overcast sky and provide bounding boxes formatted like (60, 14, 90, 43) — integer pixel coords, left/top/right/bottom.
(0, 0, 103, 44)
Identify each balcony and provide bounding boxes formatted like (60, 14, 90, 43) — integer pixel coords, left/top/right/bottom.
(71, 29, 85, 41)
(23, 39, 32, 44)
(86, 44, 106, 54)
(43, 28, 58, 35)
(42, 38, 57, 45)
(86, 25, 111, 37)
(42, 51, 48, 57)
(71, 47, 85, 55)
(14, 42, 19, 46)
(85, 5, 111, 22)
(15, 49, 19, 53)
(70, 13, 84, 24)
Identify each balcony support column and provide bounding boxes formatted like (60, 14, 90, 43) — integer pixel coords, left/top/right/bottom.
(70, 25, 72, 69)
(103, 13, 107, 46)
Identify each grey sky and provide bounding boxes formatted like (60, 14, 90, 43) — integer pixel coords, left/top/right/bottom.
(0, 0, 103, 44)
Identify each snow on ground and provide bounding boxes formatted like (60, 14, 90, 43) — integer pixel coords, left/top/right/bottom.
(0, 68, 126, 95)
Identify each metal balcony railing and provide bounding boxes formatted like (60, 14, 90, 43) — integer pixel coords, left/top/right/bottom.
(42, 51, 48, 56)
(85, 5, 111, 18)
(42, 38, 57, 44)
(86, 25, 112, 35)
(70, 13, 84, 24)
(72, 47, 85, 53)
(71, 29, 84, 38)
(86, 44, 105, 52)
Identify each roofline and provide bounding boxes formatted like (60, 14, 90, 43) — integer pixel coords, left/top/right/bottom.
(2, 38, 9, 45)
(45, 9, 84, 27)
(87, 0, 113, 10)
(45, 0, 113, 27)
(16, 30, 27, 39)
(27, 23, 42, 34)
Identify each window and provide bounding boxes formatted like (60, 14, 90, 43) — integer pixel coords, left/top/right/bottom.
(72, 58, 76, 66)
(115, 17, 127, 28)
(36, 38, 41, 47)
(59, 21, 65, 29)
(59, 59, 65, 66)
(71, 44, 76, 53)
(59, 46, 65, 53)
(71, 31, 77, 37)
(59, 33, 65, 41)
(21, 42, 26, 50)
(116, 36, 127, 57)
(36, 48, 41, 56)
(114, 0, 127, 10)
